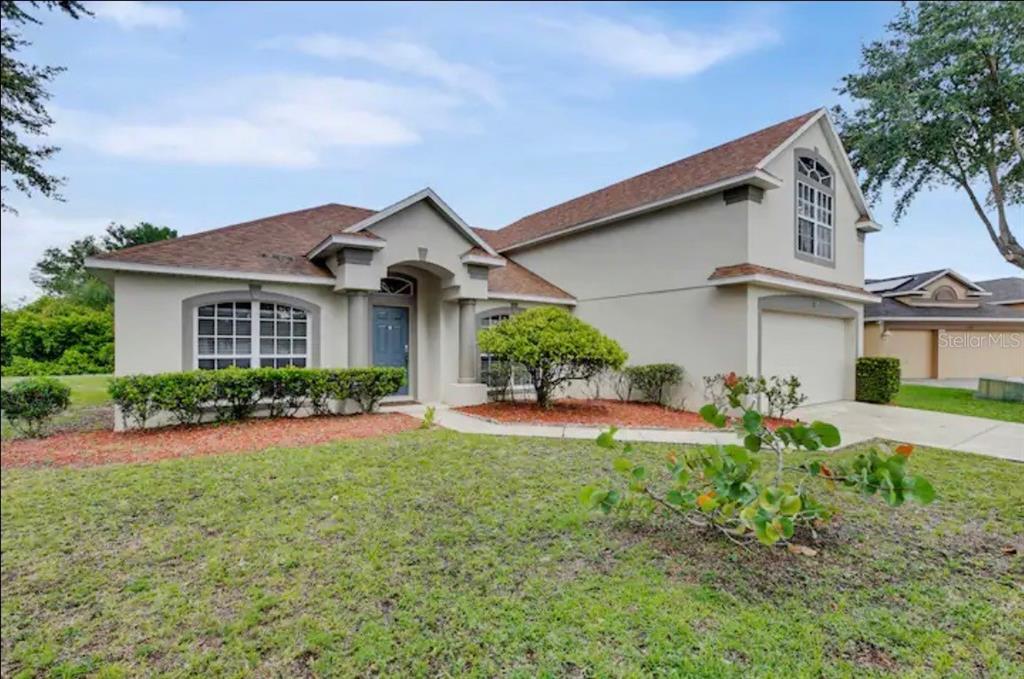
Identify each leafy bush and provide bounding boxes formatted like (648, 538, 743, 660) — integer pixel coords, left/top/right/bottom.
(856, 357, 901, 403)
(478, 307, 627, 408)
(704, 372, 807, 419)
(622, 364, 685, 406)
(1, 297, 114, 375)
(584, 375, 934, 548)
(155, 372, 215, 425)
(107, 374, 162, 429)
(107, 367, 406, 429)
(0, 376, 72, 438)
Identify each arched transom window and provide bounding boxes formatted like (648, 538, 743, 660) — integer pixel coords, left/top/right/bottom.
(795, 153, 835, 262)
(379, 274, 415, 296)
(196, 301, 309, 369)
(933, 285, 958, 302)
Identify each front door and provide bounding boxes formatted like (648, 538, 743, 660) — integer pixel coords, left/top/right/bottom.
(372, 305, 409, 396)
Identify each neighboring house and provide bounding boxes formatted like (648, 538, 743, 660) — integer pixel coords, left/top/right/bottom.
(86, 108, 883, 407)
(864, 270, 1024, 379)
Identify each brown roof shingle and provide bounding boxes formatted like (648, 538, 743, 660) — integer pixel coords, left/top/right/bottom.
(95, 203, 377, 279)
(487, 109, 821, 251)
(708, 263, 873, 296)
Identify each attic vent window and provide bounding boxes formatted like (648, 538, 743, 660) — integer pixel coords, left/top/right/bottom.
(379, 275, 415, 296)
(933, 285, 958, 302)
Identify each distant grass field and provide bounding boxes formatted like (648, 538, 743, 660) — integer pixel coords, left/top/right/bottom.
(892, 384, 1024, 423)
(1, 374, 112, 439)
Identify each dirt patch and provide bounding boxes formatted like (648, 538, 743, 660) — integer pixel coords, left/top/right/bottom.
(457, 399, 794, 430)
(0, 413, 420, 469)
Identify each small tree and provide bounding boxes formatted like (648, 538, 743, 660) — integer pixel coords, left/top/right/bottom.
(477, 307, 627, 408)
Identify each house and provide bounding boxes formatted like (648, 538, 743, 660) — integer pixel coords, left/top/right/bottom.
(86, 108, 884, 408)
(864, 270, 1024, 379)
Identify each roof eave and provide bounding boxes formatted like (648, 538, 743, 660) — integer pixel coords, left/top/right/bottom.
(306, 234, 387, 261)
(498, 169, 783, 253)
(710, 273, 881, 304)
(84, 257, 336, 286)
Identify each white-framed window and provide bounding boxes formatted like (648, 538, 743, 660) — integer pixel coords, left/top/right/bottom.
(478, 311, 531, 393)
(796, 155, 834, 261)
(196, 301, 309, 369)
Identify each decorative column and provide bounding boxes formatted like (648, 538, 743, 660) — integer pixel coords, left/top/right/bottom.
(347, 290, 370, 367)
(458, 298, 478, 383)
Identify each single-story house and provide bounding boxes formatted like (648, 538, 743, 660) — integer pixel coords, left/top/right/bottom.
(86, 107, 884, 407)
(863, 270, 1024, 379)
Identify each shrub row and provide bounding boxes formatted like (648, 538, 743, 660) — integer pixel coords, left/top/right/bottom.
(108, 367, 406, 429)
(620, 363, 685, 405)
(0, 376, 71, 438)
(855, 356, 901, 403)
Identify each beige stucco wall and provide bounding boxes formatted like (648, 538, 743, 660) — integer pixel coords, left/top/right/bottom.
(113, 272, 348, 376)
(753, 118, 866, 289)
(509, 195, 751, 404)
(863, 324, 935, 379)
(936, 329, 1024, 378)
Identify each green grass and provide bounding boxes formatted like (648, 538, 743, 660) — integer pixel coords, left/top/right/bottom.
(892, 384, 1024, 423)
(2, 431, 1022, 677)
(1, 374, 112, 439)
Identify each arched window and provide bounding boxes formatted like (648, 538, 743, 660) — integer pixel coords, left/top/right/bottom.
(379, 274, 415, 296)
(196, 301, 309, 369)
(933, 285, 958, 302)
(795, 153, 835, 262)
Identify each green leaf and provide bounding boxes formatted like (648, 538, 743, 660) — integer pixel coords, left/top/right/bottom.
(743, 433, 762, 452)
(596, 427, 619, 449)
(579, 485, 597, 506)
(742, 410, 763, 434)
(698, 404, 719, 424)
(810, 421, 841, 448)
(666, 489, 685, 506)
(631, 465, 647, 480)
(612, 457, 633, 473)
(780, 494, 802, 516)
(907, 476, 935, 504)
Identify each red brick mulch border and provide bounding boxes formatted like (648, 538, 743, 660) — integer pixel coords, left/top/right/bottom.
(457, 399, 795, 431)
(0, 413, 420, 469)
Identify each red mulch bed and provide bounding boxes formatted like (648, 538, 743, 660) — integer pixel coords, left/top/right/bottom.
(457, 399, 795, 431)
(0, 413, 420, 469)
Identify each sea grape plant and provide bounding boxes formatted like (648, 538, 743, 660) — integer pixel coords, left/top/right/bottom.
(583, 375, 935, 547)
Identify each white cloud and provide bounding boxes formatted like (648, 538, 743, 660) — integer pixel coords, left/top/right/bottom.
(549, 15, 779, 78)
(52, 75, 464, 168)
(89, 1, 185, 30)
(271, 34, 502, 106)
(0, 208, 115, 304)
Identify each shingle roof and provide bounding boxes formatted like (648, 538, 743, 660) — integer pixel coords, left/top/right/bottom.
(977, 276, 1024, 303)
(93, 205, 574, 301)
(708, 263, 872, 296)
(95, 203, 376, 279)
(864, 298, 1024, 320)
(487, 109, 821, 251)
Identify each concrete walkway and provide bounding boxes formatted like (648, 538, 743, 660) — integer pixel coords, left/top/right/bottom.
(385, 401, 1023, 462)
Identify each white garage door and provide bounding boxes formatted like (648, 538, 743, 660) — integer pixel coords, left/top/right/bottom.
(761, 311, 852, 405)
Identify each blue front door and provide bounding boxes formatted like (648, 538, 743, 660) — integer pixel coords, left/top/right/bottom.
(373, 305, 409, 396)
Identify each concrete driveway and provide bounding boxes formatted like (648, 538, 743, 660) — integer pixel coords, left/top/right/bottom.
(792, 400, 1023, 462)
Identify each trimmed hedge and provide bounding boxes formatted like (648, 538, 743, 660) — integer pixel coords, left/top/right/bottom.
(0, 376, 71, 438)
(621, 363, 685, 405)
(108, 367, 406, 429)
(855, 357, 901, 403)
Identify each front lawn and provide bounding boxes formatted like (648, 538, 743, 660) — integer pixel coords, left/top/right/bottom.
(892, 384, 1024, 423)
(2, 431, 1021, 677)
(1, 373, 113, 439)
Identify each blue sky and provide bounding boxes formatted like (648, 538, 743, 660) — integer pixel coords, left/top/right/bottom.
(2, 0, 1019, 303)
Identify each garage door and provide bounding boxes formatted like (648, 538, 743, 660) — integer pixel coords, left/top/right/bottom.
(761, 311, 852, 405)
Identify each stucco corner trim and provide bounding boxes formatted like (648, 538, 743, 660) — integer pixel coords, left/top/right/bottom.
(461, 253, 506, 268)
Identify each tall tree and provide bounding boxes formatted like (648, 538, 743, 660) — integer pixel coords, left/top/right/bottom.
(834, 1, 1024, 270)
(31, 221, 178, 307)
(1, 0, 88, 213)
